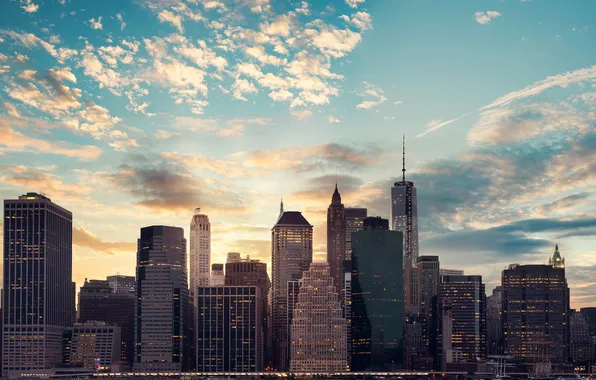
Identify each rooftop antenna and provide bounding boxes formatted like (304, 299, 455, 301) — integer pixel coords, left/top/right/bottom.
(402, 134, 406, 182)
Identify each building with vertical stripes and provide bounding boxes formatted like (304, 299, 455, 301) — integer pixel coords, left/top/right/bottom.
(2, 193, 73, 376)
(196, 286, 264, 372)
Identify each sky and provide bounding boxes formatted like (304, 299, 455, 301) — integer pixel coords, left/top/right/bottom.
(0, 0, 595, 308)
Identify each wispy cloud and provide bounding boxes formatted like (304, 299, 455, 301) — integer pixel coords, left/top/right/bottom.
(417, 112, 472, 137)
(356, 81, 387, 110)
(475, 11, 501, 25)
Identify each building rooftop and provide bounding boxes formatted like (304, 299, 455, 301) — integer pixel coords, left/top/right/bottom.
(275, 211, 312, 227)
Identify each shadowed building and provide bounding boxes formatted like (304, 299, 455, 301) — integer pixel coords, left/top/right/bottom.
(570, 310, 593, 367)
(271, 209, 313, 370)
(391, 138, 419, 314)
(327, 184, 346, 293)
(134, 226, 189, 371)
(487, 286, 503, 356)
(502, 246, 569, 365)
(3, 193, 74, 376)
(351, 217, 404, 371)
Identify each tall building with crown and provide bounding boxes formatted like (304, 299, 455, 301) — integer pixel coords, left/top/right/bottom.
(391, 136, 419, 314)
(501, 245, 569, 365)
(290, 262, 348, 372)
(271, 207, 313, 370)
(327, 184, 346, 293)
(190, 208, 211, 299)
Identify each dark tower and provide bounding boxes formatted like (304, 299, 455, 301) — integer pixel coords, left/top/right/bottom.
(327, 184, 346, 293)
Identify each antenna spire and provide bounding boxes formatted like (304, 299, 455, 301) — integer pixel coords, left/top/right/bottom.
(402, 134, 406, 182)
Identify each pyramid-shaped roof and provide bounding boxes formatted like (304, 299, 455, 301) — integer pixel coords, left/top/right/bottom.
(275, 211, 312, 227)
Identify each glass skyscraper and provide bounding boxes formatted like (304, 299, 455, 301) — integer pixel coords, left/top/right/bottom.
(350, 217, 404, 371)
(134, 225, 189, 371)
(391, 138, 419, 313)
(3, 193, 73, 376)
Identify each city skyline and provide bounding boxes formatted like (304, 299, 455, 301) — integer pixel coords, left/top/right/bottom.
(1, 0, 596, 310)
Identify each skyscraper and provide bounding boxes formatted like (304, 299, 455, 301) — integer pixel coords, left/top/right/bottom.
(134, 226, 189, 371)
(64, 322, 122, 372)
(290, 262, 348, 372)
(417, 256, 440, 338)
(502, 247, 570, 365)
(3, 193, 74, 376)
(391, 137, 419, 313)
(190, 208, 211, 299)
(78, 278, 136, 365)
(271, 211, 313, 370)
(486, 286, 502, 356)
(570, 310, 593, 368)
(210, 263, 225, 286)
(437, 275, 486, 371)
(196, 286, 264, 372)
(327, 184, 346, 293)
(351, 217, 404, 371)
(107, 275, 136, 294)
(344, 208, 367, 261)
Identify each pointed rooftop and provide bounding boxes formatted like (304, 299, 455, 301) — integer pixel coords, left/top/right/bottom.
(331, 183, 342, 204)
(275, 211, 312, 227)
(549, 244, 565, 269)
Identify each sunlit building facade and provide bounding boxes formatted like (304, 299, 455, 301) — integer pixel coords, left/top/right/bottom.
(290, 262, 348, 372)
(134, 226, 189, 371)
(210, 263, 225, 286)
(351, 217, 404, 371)
(502, 247, 569, 364)
(64, 322, 121, 372)
(2, 193, 73, 376)
(271, 211, 313, 370)
(190, 208, 211, 298)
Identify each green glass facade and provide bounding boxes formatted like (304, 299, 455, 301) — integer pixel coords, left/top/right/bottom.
(350, 217, 404, 371)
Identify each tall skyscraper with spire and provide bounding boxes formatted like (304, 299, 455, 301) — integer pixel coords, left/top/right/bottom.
(391, 135, 419, 313)
(271, 209, 313, 370)
(190, 208, 211, 300)
(327, 184, 346, 292)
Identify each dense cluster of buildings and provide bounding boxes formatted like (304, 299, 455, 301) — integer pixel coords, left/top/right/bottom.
(2, 145, 596, 376)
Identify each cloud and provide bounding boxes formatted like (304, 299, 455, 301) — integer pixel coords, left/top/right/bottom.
(356, 81, 387, 109)
(73, 227, 136, 255)
(174, 116, 269, 137)
(339, 11, 373, 31)
(0, 166, 92, 201)
(3, 102, 21, 118)
(98, 153, 248, 214)
(475, 11, 501, 25)
(0, 123, 101, 160)
(161, 152, 251, 177)
(328, 116, 340, 124)
(116, 13, 126, 30)
(154, 129, 179, 139)
(244, 143, 381, 171)
(0, 30, 59, 59)
(21, 0, 39, 13)
(158, 10, 184, 33)
(89, 17, 104, 30)
(417, 112, 472, 137)
(345, 0, 365, 8)
(291, 109, 312, 119)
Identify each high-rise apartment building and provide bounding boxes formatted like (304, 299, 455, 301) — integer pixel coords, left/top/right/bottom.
(107, 275, 136, 294)
(570, 310, 593, 367)
(190, 208, 211, 299)
(78, 278, 135, 365)
(134, 226, 189, 371)
(344, 208, 367, 261)
(64, 322, 122, 372)
(196, 286, 264, 372)
(210, 264, 225, 286)
(501, 247, 569, 365)
(351, 217, 404, 371)
(487, 286, 502, 356)
(271, 211, 313, 370)
(3, 193, 74, 376)
(438, 275, 486, 371)
(327, 185, 346, 292)
(290, 262, 348, 372)
(391, 138, 419, 313)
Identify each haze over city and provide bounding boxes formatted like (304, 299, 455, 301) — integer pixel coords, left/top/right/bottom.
(1, 0, 596, 311)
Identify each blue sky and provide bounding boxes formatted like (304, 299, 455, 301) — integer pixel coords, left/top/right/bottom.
(1, 0, 595, 307)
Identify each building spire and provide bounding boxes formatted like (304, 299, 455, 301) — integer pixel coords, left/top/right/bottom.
(402, 134, 406, 182)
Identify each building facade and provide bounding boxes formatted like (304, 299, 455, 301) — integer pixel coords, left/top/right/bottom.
(64, 322, 121, 372)
(190, 208, 211, 298)
(390, 139, 419, 313)
(440, 269, 464, 277)
(486, 286, 502, 356)
(438, 275, 486, 371)
(570, 310, 593, 367)
(290, 262, 348, 372)
(210, 264, 225, 286)
(196, 286, 264, 372)
(107, 275, 136, 294)
(501, 248, 569, 365)
(271, 211, 313, 370)
(351, 217, 404, 371)
(345, 208, 367, 262)
(78, 278, 135, 365)
(327, 185, 346, 293)
(134, 226, 189, 371)
(3, 193, 74, 376)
